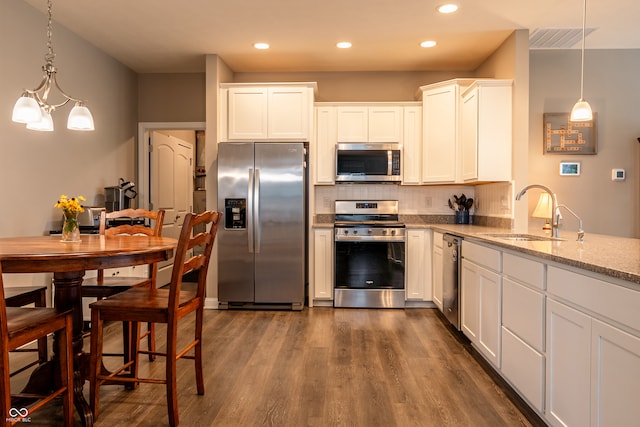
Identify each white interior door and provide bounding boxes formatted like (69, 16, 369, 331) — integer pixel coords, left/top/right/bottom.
(150, 131, 193, 286)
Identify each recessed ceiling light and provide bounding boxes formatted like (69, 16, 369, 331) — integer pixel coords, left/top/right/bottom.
(253, 42, 270, 50)
(437, 3, 458, 14)
(336, 41, 352, 49)
(420, 40, 437, 48)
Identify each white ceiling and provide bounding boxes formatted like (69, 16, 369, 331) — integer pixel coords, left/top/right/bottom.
(20, 0, 640, 74)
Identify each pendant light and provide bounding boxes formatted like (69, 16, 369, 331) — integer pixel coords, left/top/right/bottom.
(570, 0, 592, 122)
(11, 0, 94, 131)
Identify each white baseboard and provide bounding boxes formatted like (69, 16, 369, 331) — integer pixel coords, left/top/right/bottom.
(204, 297, 219, 309)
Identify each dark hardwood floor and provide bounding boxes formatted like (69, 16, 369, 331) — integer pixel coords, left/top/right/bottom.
(11, 308, 535, 426)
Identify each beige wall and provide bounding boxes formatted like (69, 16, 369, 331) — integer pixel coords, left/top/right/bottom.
(529, 49, 640, 238)
(1, 1, 137, 240)
(138, 73, 206, 122)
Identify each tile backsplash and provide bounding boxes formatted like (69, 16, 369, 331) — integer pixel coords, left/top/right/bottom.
(314, 182, 514, 220)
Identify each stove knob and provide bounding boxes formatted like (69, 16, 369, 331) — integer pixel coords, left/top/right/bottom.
(353, 229, 358, 235)
(391, 229, 396, 236)
(368, 229, 373, 235)
(382, 229, 387, 235)
(343, 229, 349, 235)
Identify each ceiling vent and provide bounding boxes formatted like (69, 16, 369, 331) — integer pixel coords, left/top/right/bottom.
(529, 27, 596, 49)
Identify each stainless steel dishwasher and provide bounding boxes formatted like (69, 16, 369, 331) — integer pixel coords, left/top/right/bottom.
(442, 234, 463, 329)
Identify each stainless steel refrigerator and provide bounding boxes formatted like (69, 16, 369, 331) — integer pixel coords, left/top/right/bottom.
(217, 142, 307, 310)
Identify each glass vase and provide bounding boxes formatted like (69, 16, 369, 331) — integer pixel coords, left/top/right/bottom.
(61, 212, 81, 242)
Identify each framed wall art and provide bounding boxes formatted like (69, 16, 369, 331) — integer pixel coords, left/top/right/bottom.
(543, 112, 597, 154)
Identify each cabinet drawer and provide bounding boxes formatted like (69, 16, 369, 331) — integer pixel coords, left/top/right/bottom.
(548, 265, 640, 333)
(462, 240, 501, 272)
(503, 252, 545, 291)
(501, 327, 545, 412)
(502, 277, 544, 352)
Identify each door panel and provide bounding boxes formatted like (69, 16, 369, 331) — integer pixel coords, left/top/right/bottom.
(254, 143, 305, 303)
(217, 142, 255, 302)
(150, 131, 193, 287)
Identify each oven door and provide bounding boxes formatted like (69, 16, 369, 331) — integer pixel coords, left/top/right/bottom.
(334, 238, 405, 308)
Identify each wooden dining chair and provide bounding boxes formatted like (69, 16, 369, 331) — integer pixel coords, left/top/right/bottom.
(0, 266, 74, 427)
(4, 286, 48, 376)
(89, 211, 221, 427)
(82, 208, 165, 361)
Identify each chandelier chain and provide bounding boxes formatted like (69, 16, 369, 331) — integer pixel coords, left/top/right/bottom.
(45, 0, 55, 64)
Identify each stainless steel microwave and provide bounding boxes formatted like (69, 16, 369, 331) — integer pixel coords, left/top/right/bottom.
(335, 143, 402, 182)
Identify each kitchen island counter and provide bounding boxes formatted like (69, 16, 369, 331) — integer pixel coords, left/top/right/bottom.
(427, 223, 640, 286)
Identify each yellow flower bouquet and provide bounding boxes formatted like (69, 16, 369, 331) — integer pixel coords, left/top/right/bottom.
(54, 195, 85, 241)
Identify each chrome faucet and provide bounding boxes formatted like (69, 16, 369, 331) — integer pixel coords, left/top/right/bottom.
(515, 184, 560, 238)
(558, 204, 585, 242)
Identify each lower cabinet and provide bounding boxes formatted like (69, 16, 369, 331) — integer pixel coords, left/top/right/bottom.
(432, 231, 443, 311)
(591, 319, 640, 426)
(312, 228, 334, 301)
(405, 229, 432, 302)
(460, 245, 501, 367)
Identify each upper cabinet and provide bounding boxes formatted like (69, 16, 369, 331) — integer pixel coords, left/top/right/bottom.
(419, 78, 512, 184)
(460, 80, 512, 182)
(314, 102, 419, 185)
(220, 83, 316, 141)
(336, 106, 402, 142)
(420, 80, 471, 183)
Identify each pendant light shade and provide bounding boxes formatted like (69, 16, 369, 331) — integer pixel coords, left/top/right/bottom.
(12, 95, 42, 124)
(11, 0, 94, 131)
(570, 0, 592, 122)
(67, 102, 95, 131)
(26, 109, 54, 132)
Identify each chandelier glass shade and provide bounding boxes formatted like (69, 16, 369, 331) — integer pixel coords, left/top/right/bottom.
(11, 0, 94, 132)
(570, 0, 592, 122)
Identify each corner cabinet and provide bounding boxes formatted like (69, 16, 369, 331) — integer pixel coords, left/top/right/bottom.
(220, 83, 316, 141)
(420, 79, 472, 183)
(460, 80, 512, 182)
(419, 78, 512, 184)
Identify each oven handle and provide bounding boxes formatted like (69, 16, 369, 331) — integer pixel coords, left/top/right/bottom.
(334, 235, 405, 243)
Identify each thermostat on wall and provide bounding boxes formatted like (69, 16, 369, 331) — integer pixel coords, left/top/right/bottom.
(612, 169, 626, 181)
(559, 162, 580, 176)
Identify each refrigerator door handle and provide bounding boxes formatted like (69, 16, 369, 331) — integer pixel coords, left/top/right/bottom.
(248, 168, 254, 253)
(254, 168, 261, 253)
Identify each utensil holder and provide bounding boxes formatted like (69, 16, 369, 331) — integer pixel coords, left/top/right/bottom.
(455, 211, 470, 224)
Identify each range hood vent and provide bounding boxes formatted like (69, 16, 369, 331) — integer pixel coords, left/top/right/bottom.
(529, 27, 596, 49)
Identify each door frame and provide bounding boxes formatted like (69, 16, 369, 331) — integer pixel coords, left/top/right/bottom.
(137, 122, 206, 210)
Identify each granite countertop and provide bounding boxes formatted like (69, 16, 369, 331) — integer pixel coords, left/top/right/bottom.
(313, 218, 640, 285)
(429, 224, 640, 286)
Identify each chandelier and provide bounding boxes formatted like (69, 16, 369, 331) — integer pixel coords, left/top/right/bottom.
(11, 0, 94, 131)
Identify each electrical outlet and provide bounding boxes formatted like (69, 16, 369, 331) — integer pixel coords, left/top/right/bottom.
(425, 196, 432, 208)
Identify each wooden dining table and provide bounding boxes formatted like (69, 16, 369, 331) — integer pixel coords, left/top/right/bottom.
(0, 234, 177, 427)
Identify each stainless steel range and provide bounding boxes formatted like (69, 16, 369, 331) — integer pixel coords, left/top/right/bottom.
(334, 200, 405, 308)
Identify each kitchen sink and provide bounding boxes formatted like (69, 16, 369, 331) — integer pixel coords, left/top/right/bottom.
(480, 233, 564, 242)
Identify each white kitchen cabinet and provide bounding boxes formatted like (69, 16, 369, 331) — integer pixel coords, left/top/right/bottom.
(314, 106, 337, 184)
(501, 253, 546, 412)
(312, 228, 334, 301)
(460, 240, 501, 367)
(400, 105, 422, 185)
(336, 106, 402, 142)
(546, 298, 591, 427)
(431, 231, 444, 311)
(545, 265, 640, 427)
(420, 79, 473, 183)
(460, 80, 512, 182)
(405, 228, 432, 301)
(591, 319, 640, 427)
(222, 83, 315, 141)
